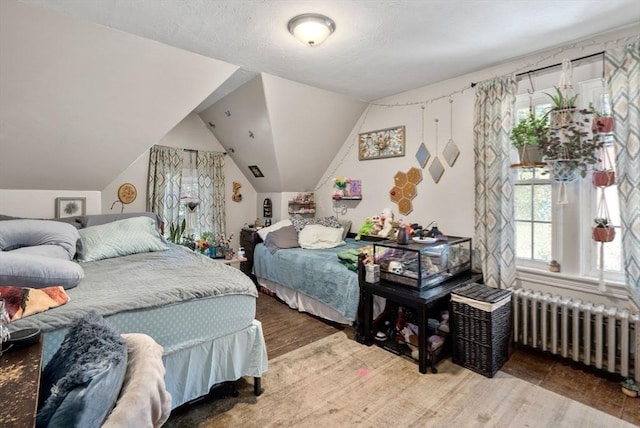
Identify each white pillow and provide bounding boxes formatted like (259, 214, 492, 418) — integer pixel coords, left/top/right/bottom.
(257, 219, 292, 241)
(298, 224, 345, 249)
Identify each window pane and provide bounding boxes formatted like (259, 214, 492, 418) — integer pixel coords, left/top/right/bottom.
(517, 168, 534, 181)
(532, 222, 552, 261)
(533, 184, 551, 222)
(515, 221, 532, 259)
(599, 229, 623, 271)
(515, 185, 532, 221)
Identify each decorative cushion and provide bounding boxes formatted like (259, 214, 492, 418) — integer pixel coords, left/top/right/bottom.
(37, 311, 128, 428)
(298, 224, 345, 249)
(263, 225, 300, 253)
(0, 251, 84, 290)
(290, 214, 342, 232)
(77, 216, 168, 262)
(0, 219, 80, 259)
(256, 219, 292, 241)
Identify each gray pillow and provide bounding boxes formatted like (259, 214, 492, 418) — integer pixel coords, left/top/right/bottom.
(77, 216, 168, 262)
(10, 244, 71, 260)
(0, 219, 80, 259)
(340, 220, 352, 240)
(0, 251, 84, 289)
(37, 311, 128, 428)
(263, 225, 299, 254)
(84, 212, 163, 232)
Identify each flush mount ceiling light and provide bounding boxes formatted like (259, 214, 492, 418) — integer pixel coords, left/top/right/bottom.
(287, 13, 336, 47)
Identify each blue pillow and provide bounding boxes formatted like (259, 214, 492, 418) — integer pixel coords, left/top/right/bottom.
(0, 251, 84, 290)
(0, 219, 80, 259)
(77, 216, 168, 262)
(37, 311, 127, 428)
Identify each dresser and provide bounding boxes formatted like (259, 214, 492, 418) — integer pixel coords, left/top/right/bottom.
(240, 227, 262, 283)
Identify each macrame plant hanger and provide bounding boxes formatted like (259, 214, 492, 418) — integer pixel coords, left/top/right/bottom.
(594, 190, 613, 292)
(550, 59, 576, 204)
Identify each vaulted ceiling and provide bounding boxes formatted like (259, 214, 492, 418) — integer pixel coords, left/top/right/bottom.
(2, 0, 639, 192)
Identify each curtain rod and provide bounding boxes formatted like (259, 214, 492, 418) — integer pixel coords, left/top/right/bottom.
(471, 51, 604, 88)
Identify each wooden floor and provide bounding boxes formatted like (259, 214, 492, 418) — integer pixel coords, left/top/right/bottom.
(255, 289, 640, 426)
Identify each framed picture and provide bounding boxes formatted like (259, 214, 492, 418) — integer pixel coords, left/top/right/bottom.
(358, 125, 405, 160)
(55, 197, 86, 218)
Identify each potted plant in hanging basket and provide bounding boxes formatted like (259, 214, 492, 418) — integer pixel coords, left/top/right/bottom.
(587, 100, 615, 134)
(592, 217, 616, 242)
(538, 108, 604, 182)
(509, 112, 548, 166)
(545, 86, 579, 128)
(592, 169, 615, 187)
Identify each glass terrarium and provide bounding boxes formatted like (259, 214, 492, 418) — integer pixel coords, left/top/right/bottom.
(373, 237, 472, 289)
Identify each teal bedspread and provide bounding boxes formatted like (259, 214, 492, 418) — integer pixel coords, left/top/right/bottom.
(252, 239, 368, 321)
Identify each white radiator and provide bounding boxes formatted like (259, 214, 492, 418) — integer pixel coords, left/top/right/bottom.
(512, 289, 639, 382)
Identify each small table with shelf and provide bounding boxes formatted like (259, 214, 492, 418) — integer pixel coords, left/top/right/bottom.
(358, 264, 481, 374)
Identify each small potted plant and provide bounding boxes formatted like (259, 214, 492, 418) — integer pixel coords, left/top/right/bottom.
(592, 217, 615, 242)
(587, 99, 615, 134)
(545, 86, 579, 127)
(509, 112, 548, 165)
(621, 378, 639, 398)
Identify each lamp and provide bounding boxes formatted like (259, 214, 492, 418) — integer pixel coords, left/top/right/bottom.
(287, 13, 336, 47)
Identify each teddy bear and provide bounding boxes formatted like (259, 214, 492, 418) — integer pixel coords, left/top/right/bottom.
(378, 208, 394, 238)
(231, 181, 242, 202)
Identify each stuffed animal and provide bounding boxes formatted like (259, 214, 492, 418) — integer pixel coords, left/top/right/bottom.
(378, 208, 394, 238)
(232, 181, 242, 202)
(355, 217, 375, 240)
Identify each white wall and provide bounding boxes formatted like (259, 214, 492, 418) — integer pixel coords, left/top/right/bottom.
(0, 189, 101, 217)
(102, 112, 257, 251)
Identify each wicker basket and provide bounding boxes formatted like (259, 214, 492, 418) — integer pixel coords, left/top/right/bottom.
(451, 283, 512, 378)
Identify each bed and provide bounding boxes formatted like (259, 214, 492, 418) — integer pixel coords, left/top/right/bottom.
(2, 213, 268, 410)
(251, 217, 383, 325)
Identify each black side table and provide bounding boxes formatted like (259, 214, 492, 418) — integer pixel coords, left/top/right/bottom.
(359, 268, 482, 374)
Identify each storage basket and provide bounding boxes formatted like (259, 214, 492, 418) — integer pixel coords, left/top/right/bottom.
(451, 283, 512, 378)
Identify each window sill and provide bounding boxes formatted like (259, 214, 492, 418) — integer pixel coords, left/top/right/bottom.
(515, 265, 628, 301)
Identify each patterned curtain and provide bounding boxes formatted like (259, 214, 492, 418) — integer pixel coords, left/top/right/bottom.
(196, 151, 226, 236)
(606, 41, 640, 306)
(146, 145, 184, 233)
(473, 76, 518, 289)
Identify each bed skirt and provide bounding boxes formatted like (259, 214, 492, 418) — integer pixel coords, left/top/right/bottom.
(163, 319, 268, 409)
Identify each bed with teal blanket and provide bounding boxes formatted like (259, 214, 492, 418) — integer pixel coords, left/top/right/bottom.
(253, 238, 369, 324)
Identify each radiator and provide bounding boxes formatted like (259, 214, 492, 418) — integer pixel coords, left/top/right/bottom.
(511, 289, 639, 382)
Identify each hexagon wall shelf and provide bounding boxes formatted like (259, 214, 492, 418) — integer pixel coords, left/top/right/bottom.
(389, 167, 423, 215)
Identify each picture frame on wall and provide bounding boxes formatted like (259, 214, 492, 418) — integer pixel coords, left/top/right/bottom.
(358, 125, 405, 160)
(55, 197, 86, 218)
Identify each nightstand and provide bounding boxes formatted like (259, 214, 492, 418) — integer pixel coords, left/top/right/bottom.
(240, 227, 262, 282)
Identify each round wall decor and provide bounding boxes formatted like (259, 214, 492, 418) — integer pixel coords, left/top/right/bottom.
(118, 183, 137, 204)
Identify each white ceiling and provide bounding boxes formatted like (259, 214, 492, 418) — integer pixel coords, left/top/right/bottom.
(22, 0, 640, 109)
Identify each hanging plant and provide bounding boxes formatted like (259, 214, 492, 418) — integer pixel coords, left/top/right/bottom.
(588, 89, 615, 135)
(592, 218, 616, 242)
(538, 109, 604, 180)
(591, 137, 615, 188)
(509, 112, 548, 166)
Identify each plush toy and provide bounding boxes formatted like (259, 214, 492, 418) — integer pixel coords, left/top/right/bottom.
(355, 217, 375, 240)
(378, 208, 394, 238)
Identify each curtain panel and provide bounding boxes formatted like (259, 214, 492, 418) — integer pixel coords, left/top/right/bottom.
(146, 145, 184, 232)
(606, 40, 640, 306)
(196, 151, 226, 236)
(473, 76, 518, 289)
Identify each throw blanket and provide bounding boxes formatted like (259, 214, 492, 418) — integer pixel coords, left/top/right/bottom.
(0, 285, 70, 321)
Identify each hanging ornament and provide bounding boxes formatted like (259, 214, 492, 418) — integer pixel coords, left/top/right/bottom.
(443, 98, 460, 167)
(415, 105, 431, 168)
(428, 119, 445, 183)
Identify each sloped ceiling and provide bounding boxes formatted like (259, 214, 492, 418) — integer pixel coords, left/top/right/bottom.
(199, 74, 368, 192)
(0, 0, 238, 190)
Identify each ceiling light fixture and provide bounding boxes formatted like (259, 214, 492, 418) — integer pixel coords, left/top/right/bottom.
(287, 13, 336, 47)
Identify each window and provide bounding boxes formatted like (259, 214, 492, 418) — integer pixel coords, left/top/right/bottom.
(179, 150, 200, 236)
(513, 77, 623, 282)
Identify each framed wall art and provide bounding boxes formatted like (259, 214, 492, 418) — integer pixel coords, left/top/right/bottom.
(55, 197, 86, 218)
(358, 125, 405, 160)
